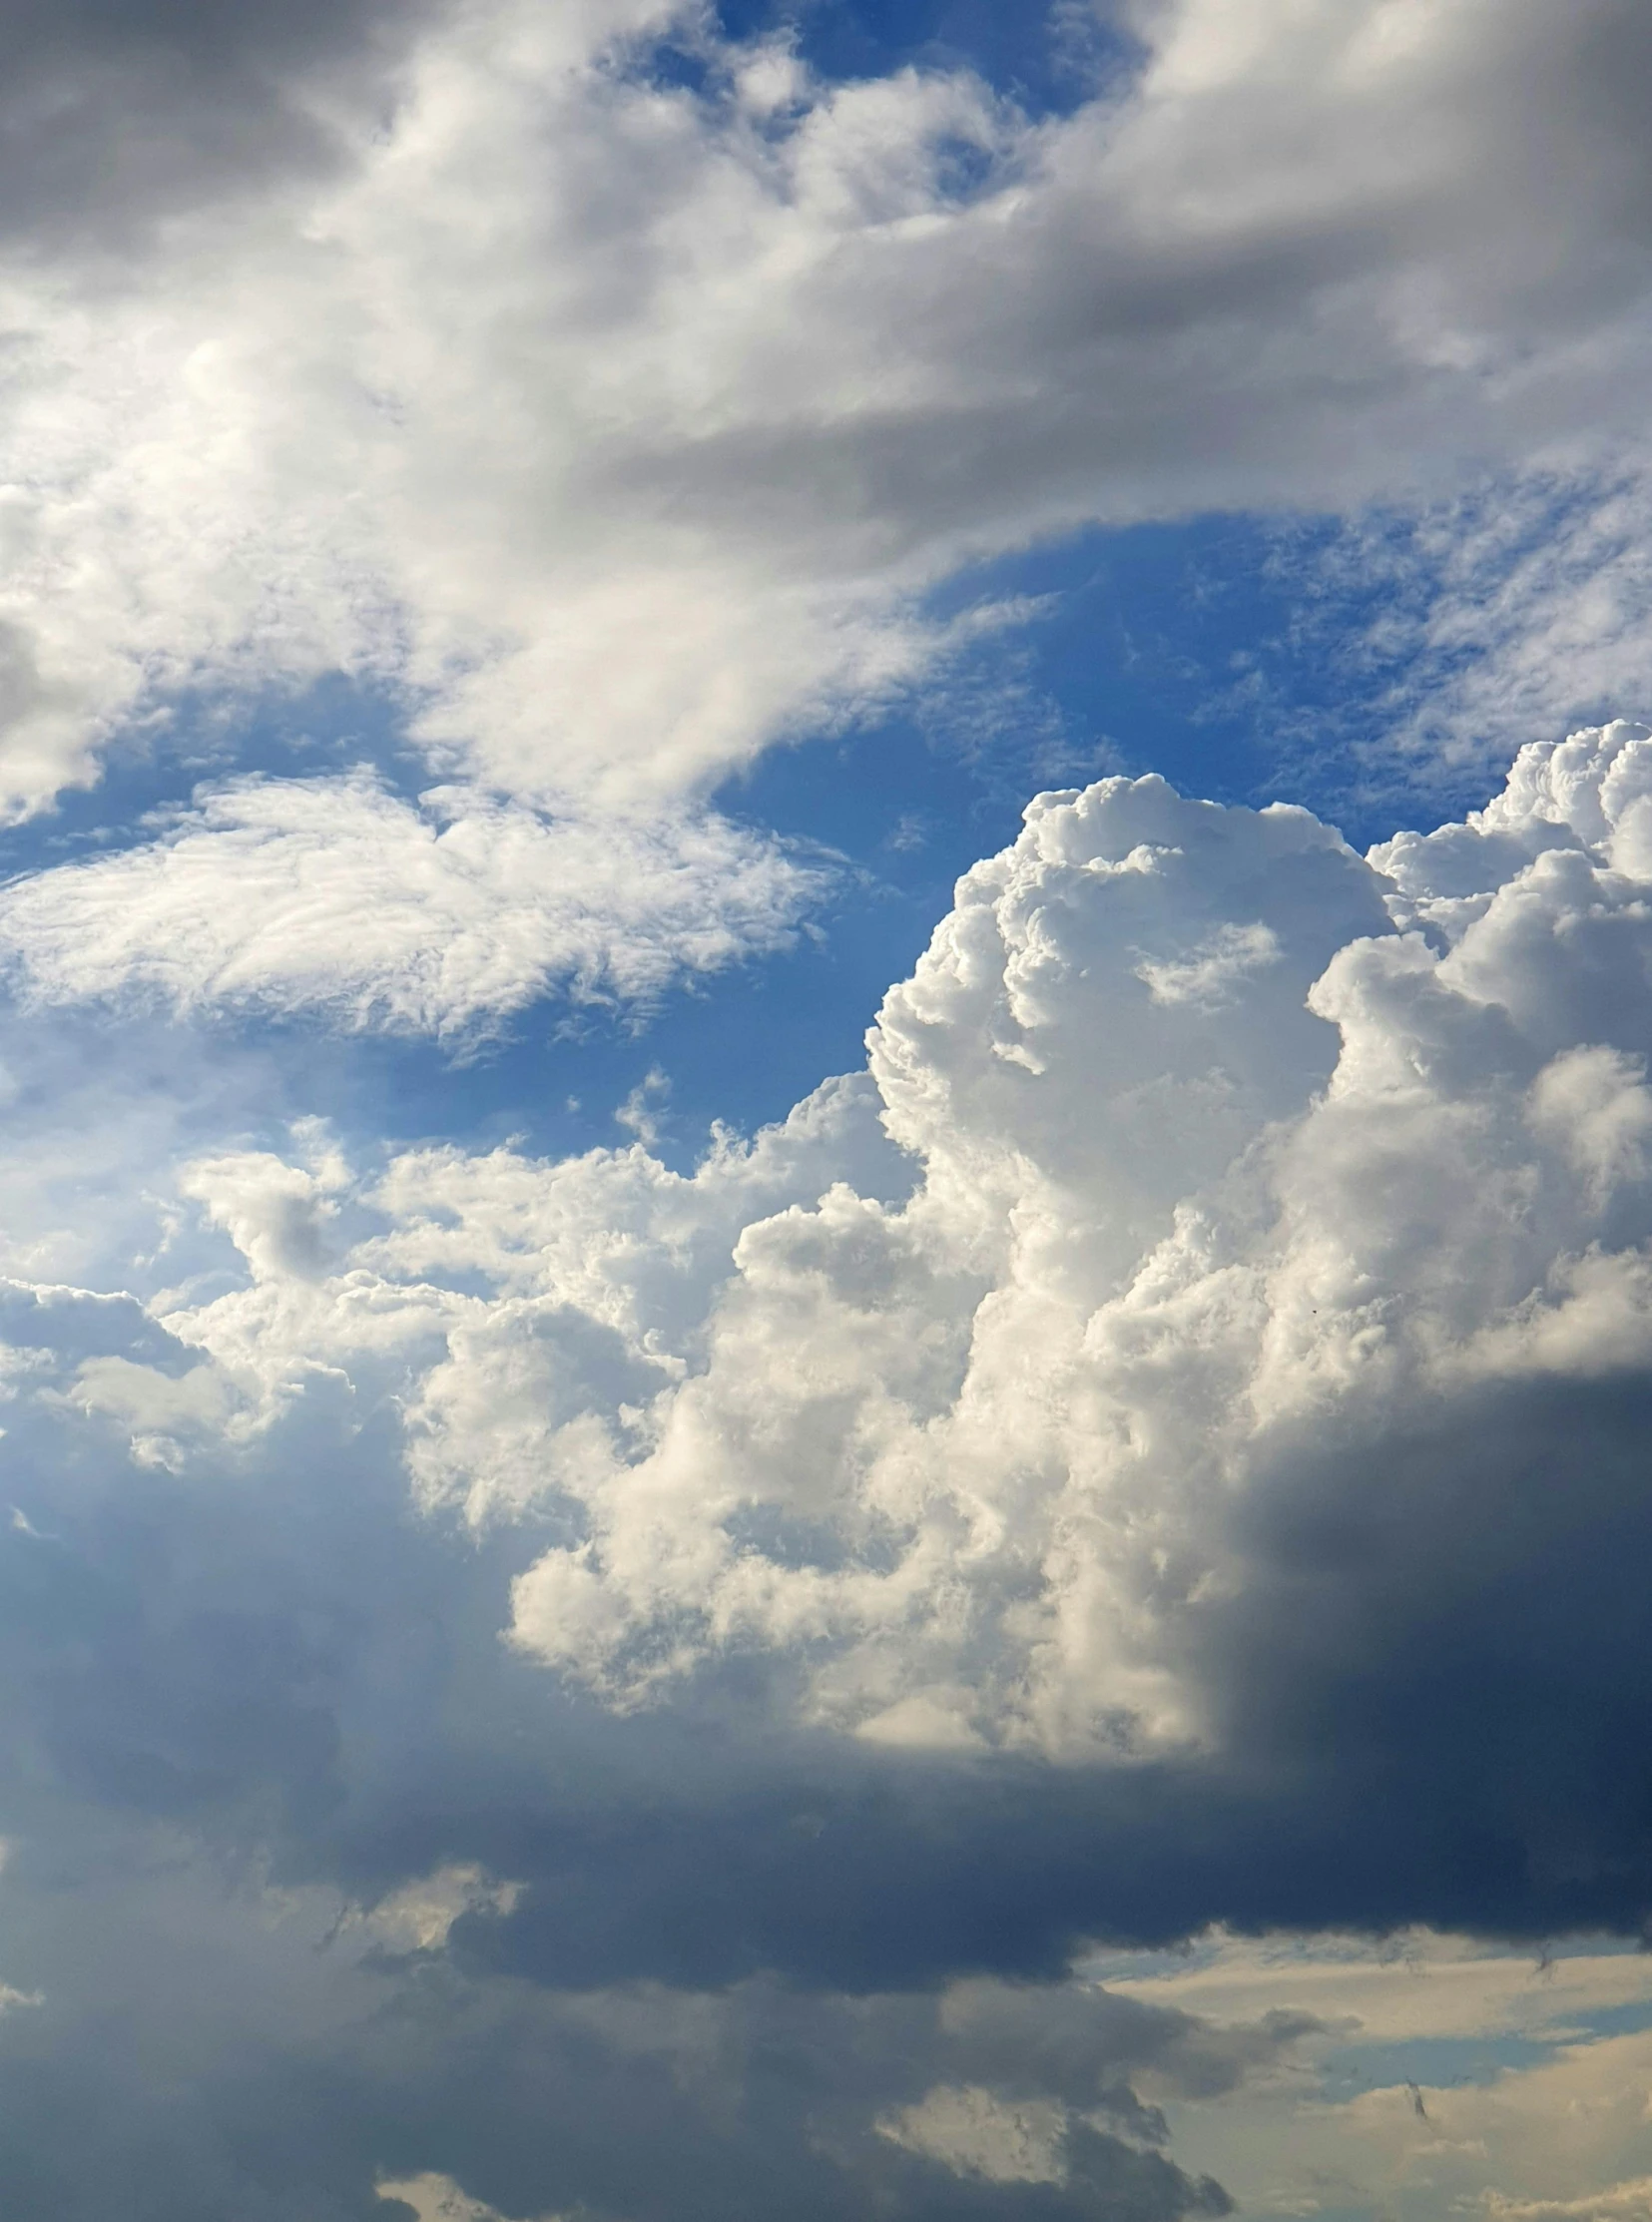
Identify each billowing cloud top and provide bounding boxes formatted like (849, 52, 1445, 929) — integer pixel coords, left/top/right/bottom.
(58, 721, 1652, 1808)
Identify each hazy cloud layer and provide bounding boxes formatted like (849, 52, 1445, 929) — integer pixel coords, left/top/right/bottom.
(1086, 1929, 1652, 2220)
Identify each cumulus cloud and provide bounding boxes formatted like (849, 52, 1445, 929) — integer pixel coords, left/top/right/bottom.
(0, 1339, 1290, 2222)
(0, 772, 827, 1039)
(4, 0, 1652, 818)
(58, 723, 1652, 1808)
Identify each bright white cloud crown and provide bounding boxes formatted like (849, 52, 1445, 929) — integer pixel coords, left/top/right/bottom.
(46, 722, 1652, 1767)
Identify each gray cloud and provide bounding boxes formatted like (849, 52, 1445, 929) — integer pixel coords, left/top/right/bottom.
(0, 1205, 1640, 2211)
(0, 0, 441, 251)
(0, 1352, 1276, 2218)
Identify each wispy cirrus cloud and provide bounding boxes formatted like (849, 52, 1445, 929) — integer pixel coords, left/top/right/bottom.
(0, 772, 828, 1041)
(1254, 459, 1652, 806)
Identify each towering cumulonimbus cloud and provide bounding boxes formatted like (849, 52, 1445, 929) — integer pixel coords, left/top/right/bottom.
(68, 720, 1652, 1788)
(7, 725, 1652, 2215)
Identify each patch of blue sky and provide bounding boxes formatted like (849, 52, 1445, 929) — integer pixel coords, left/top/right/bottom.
(919, 510, 1539, 847)
(1544, 1993, 1652, 2043)
(634, 0, 1141, 123)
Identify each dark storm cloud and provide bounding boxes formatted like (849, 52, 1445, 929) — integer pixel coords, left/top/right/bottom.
(4, 1287, 1652, 2211)
(464, 1375, 1652, 1995)
(0, 1895, 1249, 2222)
(0, 1355, 1268, 2219)
(11, 1318, 1652, 1975)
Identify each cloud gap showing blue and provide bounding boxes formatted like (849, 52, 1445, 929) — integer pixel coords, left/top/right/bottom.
(706, 0, 1140, 119)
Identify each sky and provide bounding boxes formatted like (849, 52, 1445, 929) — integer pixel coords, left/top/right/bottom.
(7, 1, 1652, 2216)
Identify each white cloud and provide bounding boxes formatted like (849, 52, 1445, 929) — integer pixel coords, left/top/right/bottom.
(0, 772, 826, 1038)
(70, 1067, 906, 1482)
(1486, 2184, 1652, 2222)
(59, 718, 1652, 1764)
(377, 2180, 558, 2222)
(1135, 920, 1284, 1009)
(355, 1864, 523, 1953)
(4, 0, 1652, 818)
(1094, 1928, 1652, 2049)
(876, 2084, 1070, 2185)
